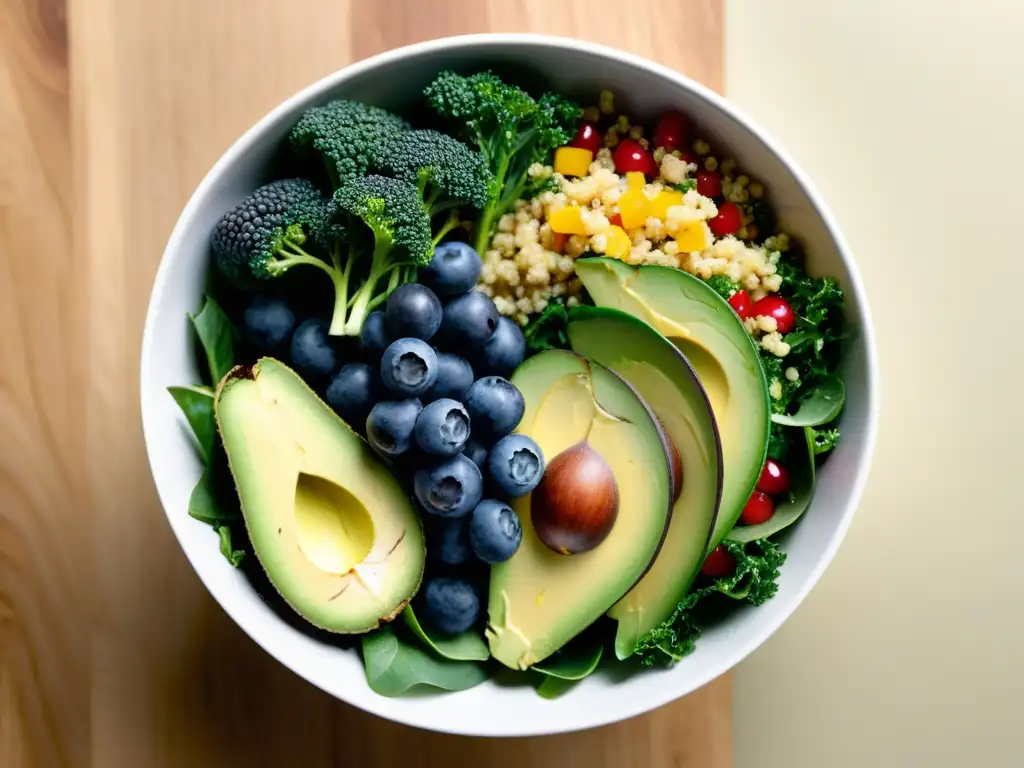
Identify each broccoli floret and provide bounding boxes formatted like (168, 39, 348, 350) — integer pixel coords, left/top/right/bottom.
(424, 71, 581, 253)
(212, 179, 356, 334)
(329, 175, 433, 335)
(288, 100, 409, 189)
(705, 275, 740, 300)
(372, 129, 491, 245)
(211, 178, 335, 288)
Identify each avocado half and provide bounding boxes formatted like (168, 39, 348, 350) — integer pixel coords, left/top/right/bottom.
(486, 350, 674, 670)
(566, 306, 724, 659)
(575, 257, 770, 553)
(215, 358, 425, 633)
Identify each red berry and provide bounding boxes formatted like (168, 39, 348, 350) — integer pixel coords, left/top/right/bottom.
(652, 111, 689, 151)
(741, 491, 775, 525)
(679, 151, 698, 167)
(750, 295, 796, 334)
(612, 139, 657, 176)
(757, 458, 790, 496)
(728, 289, 752, 319)
(571, 121, 602, 154)
(709, 201, 742, 236)
(701, 545, 736, 579)
(696, 170, 722, 198)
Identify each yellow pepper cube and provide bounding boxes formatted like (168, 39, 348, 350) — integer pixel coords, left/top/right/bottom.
(548, 204, 587, 235)
(554, 147, 594, 178)
(673, 222, 709, 253)
(626, 171, 646, 191)
(648, 190, 684, 221)
(603, 225, 631, 259)
(618, 189, 650, 229)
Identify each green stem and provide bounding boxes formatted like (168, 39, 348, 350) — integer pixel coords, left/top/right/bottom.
(341, 239, 393, 336)
(473, 151, 512, 254)
(432, 210, 461, 247)
(327, 250, 355, 336)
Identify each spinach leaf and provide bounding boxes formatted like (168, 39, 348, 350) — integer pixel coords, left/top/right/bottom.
(189, 297, 237, 386)
(536, 675, 578, 699)
(216, 524, 245, 567)
(187, 466, 239, 525)
(402, 604, 489, 662)
(361, 624, 489, 697)
(729, 426, 815, 542)
(533, 638, 603, 680)
(167, 385, 216, 462)
(771, 377, 845, 428)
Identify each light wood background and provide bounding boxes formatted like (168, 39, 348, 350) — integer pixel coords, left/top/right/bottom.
(0, 1, 727, 765)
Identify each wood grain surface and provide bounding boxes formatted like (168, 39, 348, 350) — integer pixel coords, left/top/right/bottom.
(0, 0, 726, 765)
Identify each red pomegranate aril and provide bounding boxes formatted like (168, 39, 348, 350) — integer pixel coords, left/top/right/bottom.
(571, 121, 602, 154)
(750, 295, 796, 334)
(741, 491, 775, 525)
(701, 546, 736, 578)
(696, 170, 722, 198)
(709, 201, 742, 236)
(612, 139, 657, 176)
(652, 111, 688, 151)
(728, 289, 752, 319)
(757, 458, 790, 496)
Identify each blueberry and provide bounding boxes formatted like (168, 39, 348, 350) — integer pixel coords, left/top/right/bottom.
(469, 499, 523, 564)
(360, 311, 390, 356)
(414, 453, 483, 517)
(440, 291, 499, 348)
(380, 338, 438, 396)
(425, 516, 471, 565)
(464, 376, 525, 441)
(462, 437, 489, 469)
(385, 283, 442, 341)
(290, 318, 340, 378)
(424, 352, 474, 402)
(365, 398, 422, 457)
(414, 398, 471, 456)
(421, 241, 483, 297)
(422, 577, 480, 635)
(325, 362, 379, 427)
(487, 434, 545, 498)
(475, 316, 526, 377)
(243, 295, 296, 351)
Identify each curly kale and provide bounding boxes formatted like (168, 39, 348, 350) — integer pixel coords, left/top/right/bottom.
(210, 178, 334, 288)
(424, 70, 581, 254)
(371, 129, 491, 245)
(328, 175, 433, 335)
(633, 539, 787, 666)
(704, 275, 741, 300)
(287, 99, 409, 188)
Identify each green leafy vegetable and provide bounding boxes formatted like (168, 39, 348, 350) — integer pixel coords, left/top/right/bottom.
(361, 624, 489, 696)
(402, 604, 489, 662)
(674, 179, 697, 193)
(536, 675, 578, 699)
(771, 376, 845, 427)
(522, 301, 570, 353)
(217, 525, 246, 567)
(634, 539, 786, 666)
(188, 297, 237, 386)
(167, 385, 216, 462)
(729, 427, 815, 542)
(809, 426, 840, 455)
(533, 638, 603, 680)
(704, 275, 740, 300)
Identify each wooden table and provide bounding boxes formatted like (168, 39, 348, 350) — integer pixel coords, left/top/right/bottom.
(0, 1, 728, 765)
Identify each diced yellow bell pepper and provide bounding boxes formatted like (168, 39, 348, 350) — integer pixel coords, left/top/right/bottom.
(648, 189, 684, 221)
(618, 189, 650, 229)
(603, 225, 631, 260)
(554, 147, 594, 178)
(548, 205, 587, 235)
(672, 222, 709, 253)
(626, 171, 646, 191)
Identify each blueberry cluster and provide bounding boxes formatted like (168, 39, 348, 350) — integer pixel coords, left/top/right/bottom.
(241, 242, 545, 637)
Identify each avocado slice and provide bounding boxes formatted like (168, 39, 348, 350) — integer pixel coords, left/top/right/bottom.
(486, 350, 673, 669)
(575, 257, 770, 553)
(566, 306, 724, 658)
(215, 358, 425, 633)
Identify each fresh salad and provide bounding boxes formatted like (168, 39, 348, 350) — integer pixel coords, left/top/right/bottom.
(168, 70, 847, 698)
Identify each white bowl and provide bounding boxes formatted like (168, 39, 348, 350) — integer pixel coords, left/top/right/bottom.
(140, 33, 878, 737)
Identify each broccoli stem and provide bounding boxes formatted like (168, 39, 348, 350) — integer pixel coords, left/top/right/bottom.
(432, 210, 461, 247)
(270, 239, 352, 337)
(340, 238, 396, 336)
